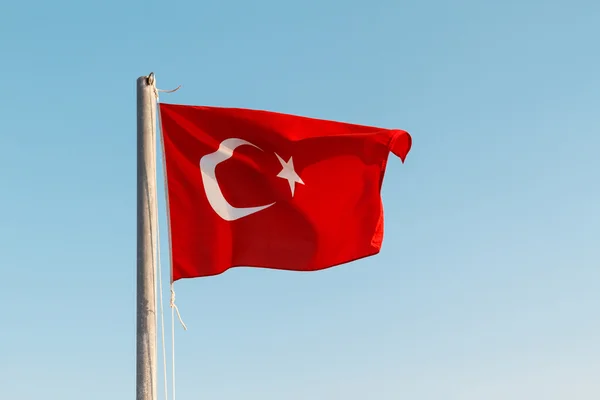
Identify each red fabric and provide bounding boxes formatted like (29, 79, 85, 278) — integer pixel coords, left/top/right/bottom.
(159, 103, 411, 281)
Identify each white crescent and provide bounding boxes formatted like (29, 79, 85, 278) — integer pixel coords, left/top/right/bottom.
(199, 138, 275, 221)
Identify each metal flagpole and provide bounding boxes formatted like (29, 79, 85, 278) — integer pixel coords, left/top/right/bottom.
(136, 73, 158, 400)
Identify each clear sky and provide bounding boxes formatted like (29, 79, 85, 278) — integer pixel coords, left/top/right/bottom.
(1, 0, 599, 399)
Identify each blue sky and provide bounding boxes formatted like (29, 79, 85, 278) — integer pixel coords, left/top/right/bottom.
(1, 0, 599, 399)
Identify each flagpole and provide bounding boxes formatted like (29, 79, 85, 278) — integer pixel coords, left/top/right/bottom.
(137, 73, 158, 400)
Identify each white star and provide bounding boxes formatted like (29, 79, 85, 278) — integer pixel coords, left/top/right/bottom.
(275, 154, 304, 197)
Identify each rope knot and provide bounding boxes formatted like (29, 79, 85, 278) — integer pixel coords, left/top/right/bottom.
(170, 286, 188, 331)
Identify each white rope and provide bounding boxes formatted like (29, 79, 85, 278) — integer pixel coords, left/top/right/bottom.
(170, 288, 187, 330)
(158, 85, 182, 94)
(157, 217, 169, 400)
(170, 288, 187, 400)
(148, 73, 170, 400)
(171, 289, 177, 400)
(152, 73, 187, 400)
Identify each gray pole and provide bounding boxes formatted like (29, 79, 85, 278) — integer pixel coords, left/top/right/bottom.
(137, 73, 158, 400)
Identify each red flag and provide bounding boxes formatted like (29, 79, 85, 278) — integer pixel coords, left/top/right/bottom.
(159, 103, 411, 281)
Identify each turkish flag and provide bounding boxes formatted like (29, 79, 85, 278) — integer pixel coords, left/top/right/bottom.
(159, 103, 411, 281)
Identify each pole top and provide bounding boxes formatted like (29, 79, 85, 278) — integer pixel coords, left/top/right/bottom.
(138, 73, 155, 86)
